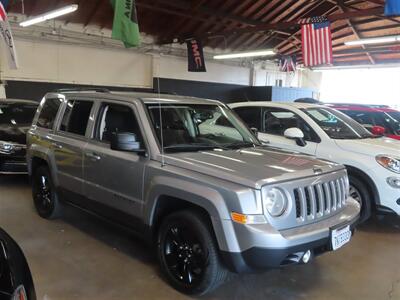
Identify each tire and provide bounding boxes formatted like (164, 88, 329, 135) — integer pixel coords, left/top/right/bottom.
(32, 166, 62, 219)
(349, 175, 372, 223)
(157, 210, 229, 296)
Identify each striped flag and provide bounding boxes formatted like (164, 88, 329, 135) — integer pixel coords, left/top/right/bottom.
(279, 55, 296, 72)
(0, 1, 18, 69)
(299, 16, 333, 67)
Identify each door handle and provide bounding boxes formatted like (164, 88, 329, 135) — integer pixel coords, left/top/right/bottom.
(85, 152, 101, 161)
(52, 142, 63, 149)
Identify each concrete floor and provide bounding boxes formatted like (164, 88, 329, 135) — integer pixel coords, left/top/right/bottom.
(0, 175, 399, 300)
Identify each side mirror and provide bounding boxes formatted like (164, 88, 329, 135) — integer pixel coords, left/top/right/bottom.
(250, 127, 258, 136)
(371, 125, 386, 136)
(110, 132, 145, 154)
(284, 127, 307, 147)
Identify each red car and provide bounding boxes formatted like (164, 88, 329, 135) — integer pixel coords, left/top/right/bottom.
(328, 103, 400, 140)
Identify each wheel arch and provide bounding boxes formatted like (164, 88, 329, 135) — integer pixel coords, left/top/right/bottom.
(345, 165, 380, 207)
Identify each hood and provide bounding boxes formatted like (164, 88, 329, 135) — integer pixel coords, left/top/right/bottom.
(0, 124, 30, 144)
(163, 147, 342, 189)
(335, 137, 400, 157)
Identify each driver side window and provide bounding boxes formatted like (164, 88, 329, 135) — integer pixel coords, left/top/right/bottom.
(95, 103, 143, 145)
(263, 108, 320, 142)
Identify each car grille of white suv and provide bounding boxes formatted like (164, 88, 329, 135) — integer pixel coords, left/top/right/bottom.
(294, 176, 348, 223)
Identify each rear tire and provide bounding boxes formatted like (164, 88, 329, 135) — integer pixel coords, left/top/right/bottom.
(157, 210, 229, 296)
(349, 175, 372, 223)
(32, 166, 62, 219)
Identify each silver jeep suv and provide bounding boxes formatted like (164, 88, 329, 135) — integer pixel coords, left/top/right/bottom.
(26, 90, 360, 295)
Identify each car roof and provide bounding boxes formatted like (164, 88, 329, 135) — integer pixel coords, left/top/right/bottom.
(0, 98, 38, 105)
(327, 103, 398, 113)
(230, 101, 325, 110)
(46, 91, 223, 106)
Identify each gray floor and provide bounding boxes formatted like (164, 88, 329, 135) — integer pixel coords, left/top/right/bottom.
(1, 175, 399, 300)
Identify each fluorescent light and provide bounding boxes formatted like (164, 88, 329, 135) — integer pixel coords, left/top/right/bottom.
(213, 49, 275, 60)
(20, 4, 78, 27)
(345, 35, 400, 46)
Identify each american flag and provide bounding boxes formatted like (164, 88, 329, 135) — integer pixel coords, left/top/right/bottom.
(279, 56, 296, 72)
(299, 16, 333, 67)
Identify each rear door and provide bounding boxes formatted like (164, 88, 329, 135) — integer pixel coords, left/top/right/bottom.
(259, 107, 320, 155)
(53, 99, 94, 195)
(83, 101, 148, 226)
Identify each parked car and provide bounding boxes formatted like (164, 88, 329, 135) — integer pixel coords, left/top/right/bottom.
(0, 99, 38, 174)
(327, 103, 400, 140)
(230, 102, 400, 223)
(27, 91, 360, 295)
(0, 227, 36, 300)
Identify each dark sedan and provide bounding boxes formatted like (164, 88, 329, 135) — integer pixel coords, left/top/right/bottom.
(0, 227, 36, 300)
(0, 100, 38, 174)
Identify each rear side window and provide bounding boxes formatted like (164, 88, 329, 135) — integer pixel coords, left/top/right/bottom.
(233, 107, 262, 130)
(37, 98, 62, 129)
(60, 100, 93, 136)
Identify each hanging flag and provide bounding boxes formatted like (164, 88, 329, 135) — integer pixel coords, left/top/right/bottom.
(279, 55, 297, 72)
(186, 38, 206, 72)
(299, 16, 333, 67)
(385, 0, 400, 16)
(110, 0, 140, 48)
(0, 0, 9, 9)
(0, 2, 18, 69)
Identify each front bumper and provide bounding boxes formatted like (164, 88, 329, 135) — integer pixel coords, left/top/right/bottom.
(0, 154, 28, 174)
(221, 199, 360, 273)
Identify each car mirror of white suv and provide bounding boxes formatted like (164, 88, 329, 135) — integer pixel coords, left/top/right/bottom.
(284, 128, 307, 147)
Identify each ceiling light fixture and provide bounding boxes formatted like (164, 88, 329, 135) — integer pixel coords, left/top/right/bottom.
(345, 35, 400, 46)
(213, 49, 276, 60)
(19, 4, 79, 27)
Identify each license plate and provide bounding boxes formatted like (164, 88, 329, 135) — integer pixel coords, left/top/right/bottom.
(331, 225, 352, 251)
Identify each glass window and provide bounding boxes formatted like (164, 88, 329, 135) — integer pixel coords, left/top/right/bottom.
(233, 107, 262, 131)
(37, 98, 62, 129)
(303, 107, 372, 140)
(0, 102, 37, 126)
(96, 103, 143, 144)
(146, 103, 260, 153)
(263, 108, 320, 142)
(60, 100, 93, 136)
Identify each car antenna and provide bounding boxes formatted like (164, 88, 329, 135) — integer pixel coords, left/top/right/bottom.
(157, 76, 166, 167)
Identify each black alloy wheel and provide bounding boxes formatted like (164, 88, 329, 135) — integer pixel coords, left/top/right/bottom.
(157, 210, 228, 295)
(32, 166, 61, 219)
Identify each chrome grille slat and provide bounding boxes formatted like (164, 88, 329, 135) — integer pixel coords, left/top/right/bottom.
(294, 175, 349, 224)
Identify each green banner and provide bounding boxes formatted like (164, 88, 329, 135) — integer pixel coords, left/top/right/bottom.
(110, 0, 140, 48)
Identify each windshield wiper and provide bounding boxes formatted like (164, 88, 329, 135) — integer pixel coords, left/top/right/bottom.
(224, 141, 257, 149)
(163, 143, 224, 153)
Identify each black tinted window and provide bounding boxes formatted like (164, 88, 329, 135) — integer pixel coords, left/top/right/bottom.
(233, 107, 262, 130)
(60, 100, 93, 136)
(37, 98, 62, 129)
(97, 103, 143, 143)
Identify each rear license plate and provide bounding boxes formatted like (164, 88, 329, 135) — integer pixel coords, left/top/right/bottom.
(331, 225, 352, 251)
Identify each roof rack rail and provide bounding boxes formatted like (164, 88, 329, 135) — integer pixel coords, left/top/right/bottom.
(53, 88, 110, 93)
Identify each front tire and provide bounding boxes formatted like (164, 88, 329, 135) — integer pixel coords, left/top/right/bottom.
(349, 175, 372, 223)
(157, 210, 229, 296)
(32, 166, 62, 219)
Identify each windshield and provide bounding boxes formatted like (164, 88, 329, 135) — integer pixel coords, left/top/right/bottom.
(0, 103, 37, 126)
(340, 110, 400, 135)
(146, 103, 260, 152)
(302, 107, 373, 140)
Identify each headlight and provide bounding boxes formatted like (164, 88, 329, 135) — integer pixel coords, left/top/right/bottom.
(376, 155, 400, 174)
(0, 141, 15, 154)
(263, 187, 288, 217)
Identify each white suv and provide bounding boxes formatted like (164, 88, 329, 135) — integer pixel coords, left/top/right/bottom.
(230, 102, 400, 222)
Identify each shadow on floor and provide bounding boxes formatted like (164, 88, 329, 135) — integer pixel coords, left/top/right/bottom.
(358, 215, 400, 234)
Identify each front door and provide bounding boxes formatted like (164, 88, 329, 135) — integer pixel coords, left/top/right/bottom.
(83, 102, 147, 227)
(259, 107, 320, 155)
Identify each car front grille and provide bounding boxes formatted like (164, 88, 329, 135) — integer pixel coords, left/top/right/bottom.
(294, 176, 348, 223)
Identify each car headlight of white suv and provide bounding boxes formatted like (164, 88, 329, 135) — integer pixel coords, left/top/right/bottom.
(376, 155, 400, 174)
(262, 187, 288, 217)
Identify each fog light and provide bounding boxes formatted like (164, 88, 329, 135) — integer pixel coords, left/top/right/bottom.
(387, 177, 400, 189)
(302, 250, 311, 264)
